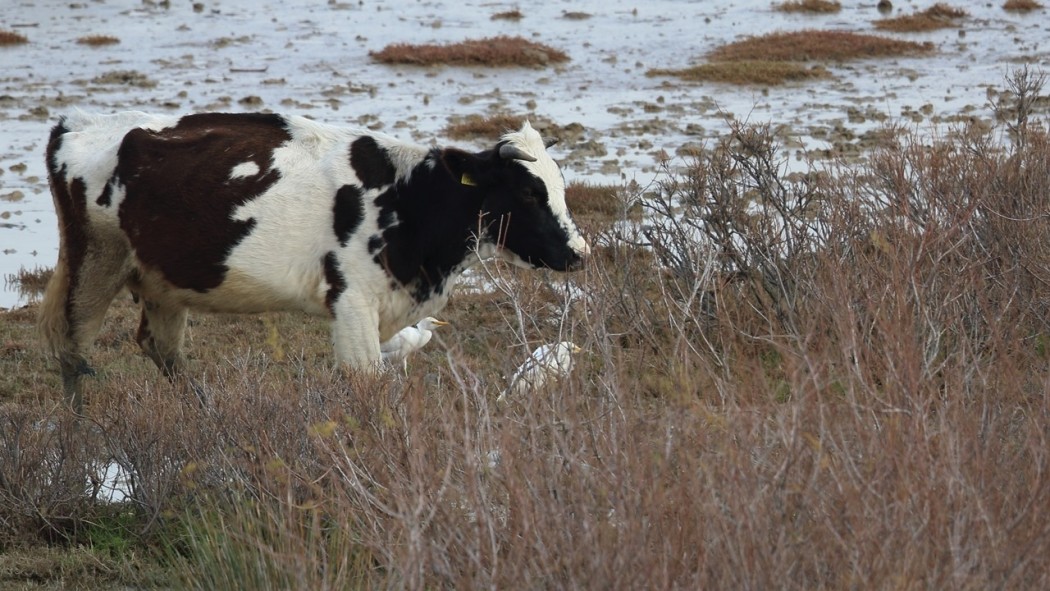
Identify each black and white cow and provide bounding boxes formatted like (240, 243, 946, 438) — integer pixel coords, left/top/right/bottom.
(39, 111, 588, 409)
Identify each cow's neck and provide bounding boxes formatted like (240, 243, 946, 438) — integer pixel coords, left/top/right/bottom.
(375, 153, 488, 303)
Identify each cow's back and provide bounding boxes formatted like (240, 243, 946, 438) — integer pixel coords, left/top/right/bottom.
(48, 112, 357, 314)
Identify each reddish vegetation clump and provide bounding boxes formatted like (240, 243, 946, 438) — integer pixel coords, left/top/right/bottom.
(370, 35, 569, 67)
(77, 35, 120, 46)
(0, 30, 28, 45)
(709, 30, 934, 62)
(776, 0, 842, 13)
(875, 3, 968, 32)
(444, 113, 530, 140)
(648, 30, 930, 85)
(1003, 0, 1043, 10)
(491, 10, 524, 21)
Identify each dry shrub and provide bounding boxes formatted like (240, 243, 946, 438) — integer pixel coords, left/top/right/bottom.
(0, 30, 28, 46)
(6, 266, 52, 297)
(925, 2, 968, 18)
(3, 69, 1050, 590)
(565, 181, 640, 221)
(875, 3, 968, 32)
(710, 29, 934, 62)
(370, 35, 568, 67)
(76, 35, 120, 46)
(491, 9, 524, 21)
(776, 0, 842, 13)
(1003, 0, 1044, 10)
(444, 113, 529, 140)
(655, 30, 934, 85)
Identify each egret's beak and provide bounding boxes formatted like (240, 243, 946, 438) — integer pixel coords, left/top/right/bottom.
(433, 320, 450, 327)
(572, 345, 582, 354)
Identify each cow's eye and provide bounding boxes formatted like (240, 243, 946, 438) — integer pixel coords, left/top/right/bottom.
(522, 190, 538, 204)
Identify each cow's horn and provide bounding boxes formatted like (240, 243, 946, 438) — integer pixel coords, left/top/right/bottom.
(544, 137, 559, 148)
(499, 143, 537, 162)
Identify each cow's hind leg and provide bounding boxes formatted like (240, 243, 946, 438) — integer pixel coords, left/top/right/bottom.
(136, 300, 188, 379)
(39, 239, 131, 412)
(134, 300, 208, 403)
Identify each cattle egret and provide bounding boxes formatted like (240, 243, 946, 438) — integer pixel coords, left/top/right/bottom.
(381, 317, 449, 373)
(498, 341, 582, 402)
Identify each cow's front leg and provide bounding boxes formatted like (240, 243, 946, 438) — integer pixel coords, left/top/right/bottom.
(330, 293, 383, 372)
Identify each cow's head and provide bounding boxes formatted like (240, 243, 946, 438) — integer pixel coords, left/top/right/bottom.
(444, 121, 589, 271)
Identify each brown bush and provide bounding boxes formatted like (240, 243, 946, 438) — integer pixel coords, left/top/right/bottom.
(444, 113, 530, 140)
(710, 29, 934, 62)
(650, 29, 929, 86)
(76, 35, 120, 46)
(1003, 0, 1043, 10)
(0, 30, 28, 46)
(370, 36, 569, 67)
(490, 9, 523, 21)
(776, 0, 842, 13)
(875, 3, 968, 32)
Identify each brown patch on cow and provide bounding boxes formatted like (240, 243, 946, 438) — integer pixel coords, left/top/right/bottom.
(349, 136, 396, 189)
(333, 184, 364, 246)
(116, 113, 291, 292)
(322, 252, 346, 314)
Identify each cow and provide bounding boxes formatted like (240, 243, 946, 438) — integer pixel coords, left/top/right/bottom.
(38, 111, 589, 410)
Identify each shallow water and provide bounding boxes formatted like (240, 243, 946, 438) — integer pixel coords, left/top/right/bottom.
(1, 0, 1047, 308)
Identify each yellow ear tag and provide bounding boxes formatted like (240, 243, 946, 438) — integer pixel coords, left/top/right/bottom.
(460, 173, 477, 186)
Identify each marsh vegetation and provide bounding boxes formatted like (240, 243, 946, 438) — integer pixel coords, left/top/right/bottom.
(2, 68, 1049, 590)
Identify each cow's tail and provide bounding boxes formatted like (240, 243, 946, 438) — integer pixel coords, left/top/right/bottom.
(38, 118, 74, 362)
(38, 257, 72, 360)
(37, 115, 83, 403)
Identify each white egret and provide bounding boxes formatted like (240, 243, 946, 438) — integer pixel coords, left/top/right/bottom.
(380, 317, 449, 373)
(498, 341, 582, 402)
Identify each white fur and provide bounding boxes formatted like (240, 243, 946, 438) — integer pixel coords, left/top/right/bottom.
(500, 122, 590, 257)
(228, 161, 260, 179)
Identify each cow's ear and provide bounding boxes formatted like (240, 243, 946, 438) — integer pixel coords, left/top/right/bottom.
(442, 148, 489, 188)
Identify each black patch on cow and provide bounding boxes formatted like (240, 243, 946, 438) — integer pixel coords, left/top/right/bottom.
(373, 186, 398, 230)
(322, 251, 346, 314)
(96, 181, 114, 207)
(333, 185, 364, 246)
(349, 136, 396, 190)
(366, 149, 492, 303)
(116, 113, 291, 292)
